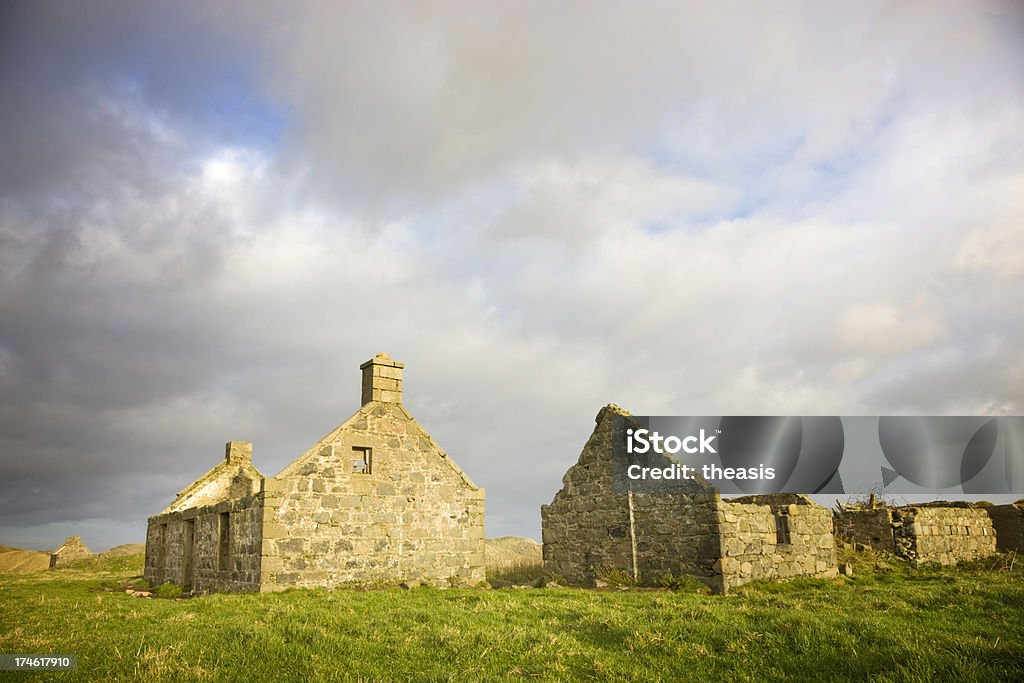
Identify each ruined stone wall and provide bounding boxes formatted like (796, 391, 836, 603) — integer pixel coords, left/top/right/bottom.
(144, 494, 263, 592)
(543, 407, 840, 593)
(541, 406, 722, 589)
(260, 402, 485, 590)
(718, 495, 837, 591)
(986, 504, 1024, 552)
(143, 522, 167, 585)
(630, 492, 724, 590)
(833, 508, 896, 552)
(893, 507, 996, 566)
(541, 408, 635, 584)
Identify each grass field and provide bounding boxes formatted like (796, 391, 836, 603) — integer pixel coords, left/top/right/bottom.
(1, 552, 1022, 682)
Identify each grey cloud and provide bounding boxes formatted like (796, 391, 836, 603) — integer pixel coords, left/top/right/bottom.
(2, 1, 1023, 551)
(0, 0, 273, 198)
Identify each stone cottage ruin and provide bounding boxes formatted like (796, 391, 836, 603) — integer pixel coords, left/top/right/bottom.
(542, 405, 838, 594)
(835, 500, 1023, 566)
(145, 354, 485, 592)
(50, 535, 93, 568)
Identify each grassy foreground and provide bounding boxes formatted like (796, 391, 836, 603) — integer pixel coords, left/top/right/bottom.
(1, 553, 1022, 682)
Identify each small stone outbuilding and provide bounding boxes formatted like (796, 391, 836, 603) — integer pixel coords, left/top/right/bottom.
(145, 354, 485, 593)
(49, 535, 93, 568)
(835, 501, 1020, 566)
(542, 405, 837, 594)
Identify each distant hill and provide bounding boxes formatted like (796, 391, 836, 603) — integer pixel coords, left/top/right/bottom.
(485, 537, 542, 571)
(0, 545, 52, 573)
(0, 540, 147, 574)
(102, 543, 146, 557)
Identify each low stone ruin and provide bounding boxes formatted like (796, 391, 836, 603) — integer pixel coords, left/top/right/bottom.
(833, 499, 1023, 566)
(49, 535, 93, 568)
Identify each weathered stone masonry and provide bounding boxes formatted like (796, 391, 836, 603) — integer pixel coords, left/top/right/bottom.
(542, 405, 837, 594)
(145, 354, 485, 592)
(835, 502, 1022, 566)
(895, 506, 995, 565)
(145, 493, 264, 593)
(260, 392, 485, 591)
(718, 495, 836, 586)
(145, 440, 265, 591)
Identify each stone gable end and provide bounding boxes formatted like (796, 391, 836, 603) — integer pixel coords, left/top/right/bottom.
(542, 405, 838, 593)
(261, 401, 485, 590)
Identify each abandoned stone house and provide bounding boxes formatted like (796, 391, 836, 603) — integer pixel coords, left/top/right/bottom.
(144, 354, 485, 593)
(541, 405, 838, 594)
(50, 535, 93, 568)
(834, 501, 1024, 566)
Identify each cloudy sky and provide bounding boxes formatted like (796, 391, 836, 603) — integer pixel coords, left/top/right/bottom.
(2, 1, 1022, 551)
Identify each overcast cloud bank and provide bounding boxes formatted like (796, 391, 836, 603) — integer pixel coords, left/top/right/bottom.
(1, 1, 1022, 549)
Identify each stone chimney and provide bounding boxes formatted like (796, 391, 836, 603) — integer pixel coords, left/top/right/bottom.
(361, 353, 404, 405)
(225, 441, 253, 465)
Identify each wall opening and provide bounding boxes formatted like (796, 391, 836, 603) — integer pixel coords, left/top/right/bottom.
(218, 512, 231, 571)
(775, 512, 792, 546)
(352, 446, 373, 475)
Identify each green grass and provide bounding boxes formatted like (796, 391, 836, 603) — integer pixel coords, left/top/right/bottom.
(1, 554, 1022, 682)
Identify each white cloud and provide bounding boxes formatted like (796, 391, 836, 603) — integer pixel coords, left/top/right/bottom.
(836, 302, 947, 358)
